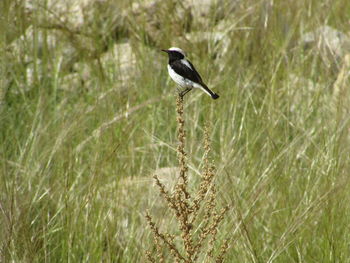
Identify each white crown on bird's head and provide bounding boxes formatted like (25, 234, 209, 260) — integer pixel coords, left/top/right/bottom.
(168, 47, 186, 57)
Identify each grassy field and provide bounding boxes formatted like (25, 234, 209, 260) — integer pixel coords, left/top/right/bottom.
(1, 0, 350, 262)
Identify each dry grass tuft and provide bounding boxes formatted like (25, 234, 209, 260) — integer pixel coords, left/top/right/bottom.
(145, 95, 230, 262)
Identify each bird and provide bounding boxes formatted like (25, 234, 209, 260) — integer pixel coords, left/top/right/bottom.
(162, 47, 219, 99)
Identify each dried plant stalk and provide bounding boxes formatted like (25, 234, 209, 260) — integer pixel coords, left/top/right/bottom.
(145, 95, 230, 262)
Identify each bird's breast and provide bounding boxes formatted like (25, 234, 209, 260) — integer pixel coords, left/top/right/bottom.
(167, 64, 191, 88)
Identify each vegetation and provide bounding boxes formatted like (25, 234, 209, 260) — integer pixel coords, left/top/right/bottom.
(146, 96, 229, 262)
(1, 0, 350, 262)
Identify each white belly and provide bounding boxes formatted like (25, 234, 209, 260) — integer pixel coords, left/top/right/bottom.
(167, 64, 194, 88)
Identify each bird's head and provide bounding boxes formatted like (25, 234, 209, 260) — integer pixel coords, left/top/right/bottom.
(161, 47, 186, 60)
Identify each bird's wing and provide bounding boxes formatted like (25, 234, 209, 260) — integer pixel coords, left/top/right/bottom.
(187, 60, 204, 83)
(171, 59, 204, 84)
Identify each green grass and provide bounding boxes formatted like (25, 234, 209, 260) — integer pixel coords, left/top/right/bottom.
(1, 0, 350, 262)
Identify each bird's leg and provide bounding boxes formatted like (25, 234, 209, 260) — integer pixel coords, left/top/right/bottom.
(179, 87, 192, 98)
(176, 87, 182, 94)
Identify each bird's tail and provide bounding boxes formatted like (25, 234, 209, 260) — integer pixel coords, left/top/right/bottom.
(196, 83, 219, 100)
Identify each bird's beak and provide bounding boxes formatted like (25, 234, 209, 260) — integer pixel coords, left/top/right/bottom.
(161, 49, 169, 53)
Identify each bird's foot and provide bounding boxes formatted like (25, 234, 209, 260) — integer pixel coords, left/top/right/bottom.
(178, 87, 192, 98)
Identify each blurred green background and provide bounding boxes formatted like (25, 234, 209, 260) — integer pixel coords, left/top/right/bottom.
(1, 0, 350, 262)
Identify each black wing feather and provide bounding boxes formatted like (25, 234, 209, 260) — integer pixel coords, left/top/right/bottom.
(170, 60, 204, 84)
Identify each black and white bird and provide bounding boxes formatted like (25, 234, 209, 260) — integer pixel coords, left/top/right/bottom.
(162, 47, 219, 99)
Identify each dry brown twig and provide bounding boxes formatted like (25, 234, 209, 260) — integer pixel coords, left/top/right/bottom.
(146, 94, 230, 262)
